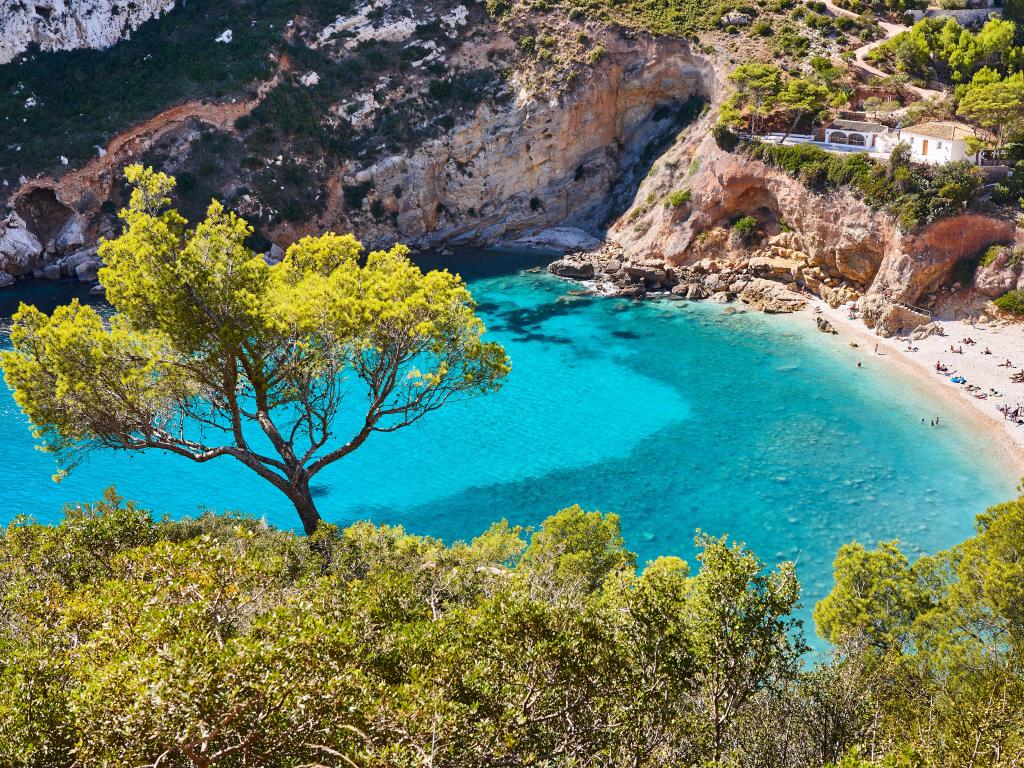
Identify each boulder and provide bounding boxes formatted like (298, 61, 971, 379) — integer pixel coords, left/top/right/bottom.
(0, 272, 16, 289)
(40, 264, 62, 280)
(874, 304, 932, 337)
(613, 284, 646, 299)
(974, 251, 1020, 298)
(683, 283, 708, 300)
(60, 245, 100, 277)
(738, 278, 808, 314)
(721, 10, 752, 25)
(910, 322, 944, 341)
(815, 316, 837, 334)
(0, 214, 44, 275)
(821, 284, 859, 308)
(548, 259, 595, 280)
(54, 213, 88, 253)
(75, 258, 100, 282)
(748, 255, 802, 280)
(626, 264, 667, 288)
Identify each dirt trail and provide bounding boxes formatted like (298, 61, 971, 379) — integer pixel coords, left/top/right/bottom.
(822, 0, 944, 101)
(13, 58, 288, 212)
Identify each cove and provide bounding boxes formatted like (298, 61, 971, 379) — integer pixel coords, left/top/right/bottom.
(0, 249, 1015, 638)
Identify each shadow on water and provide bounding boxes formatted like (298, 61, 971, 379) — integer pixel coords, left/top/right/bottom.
(512, 332, 574, 345)
(411, 247, 558, 281)
(492, 302, 582, 335)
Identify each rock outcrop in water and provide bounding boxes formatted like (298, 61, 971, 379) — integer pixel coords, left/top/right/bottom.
(0, 0, 174, 64)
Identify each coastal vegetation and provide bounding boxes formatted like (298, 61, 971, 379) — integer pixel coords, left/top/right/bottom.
(1, 167, 509, 535)
(867, 17, 1023, 87)
(741, 141, 983, 228)
(2, 486, 1023, 766)
(994, 288, 1024, 313)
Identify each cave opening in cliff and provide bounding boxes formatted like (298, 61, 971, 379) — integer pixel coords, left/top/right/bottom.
(14, 187, 74, 245)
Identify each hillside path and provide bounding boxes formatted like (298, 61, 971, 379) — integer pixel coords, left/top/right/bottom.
(821, 0, 945, 101)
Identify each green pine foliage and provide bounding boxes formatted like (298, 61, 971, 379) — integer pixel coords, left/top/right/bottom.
(0, 493, 806, 766)
(4, 486, 1024, 765)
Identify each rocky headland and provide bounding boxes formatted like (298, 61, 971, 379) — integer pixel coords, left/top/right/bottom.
(1, 0, 1021, 342)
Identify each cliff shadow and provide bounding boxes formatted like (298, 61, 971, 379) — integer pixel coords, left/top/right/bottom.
(571, 94, 708, 237)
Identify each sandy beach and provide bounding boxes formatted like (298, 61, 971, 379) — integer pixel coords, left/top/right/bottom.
(810, 299, 1024, 478)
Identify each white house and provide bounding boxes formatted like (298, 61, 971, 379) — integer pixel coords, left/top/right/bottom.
(897, 121, 981, 165)
(823, 119, 896, 152)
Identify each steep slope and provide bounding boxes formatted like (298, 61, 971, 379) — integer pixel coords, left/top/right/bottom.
(0, 0, 174, 64)
(1, 2, 717, 278)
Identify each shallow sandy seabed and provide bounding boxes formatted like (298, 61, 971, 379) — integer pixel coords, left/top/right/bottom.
(812, 299, 1024, 479)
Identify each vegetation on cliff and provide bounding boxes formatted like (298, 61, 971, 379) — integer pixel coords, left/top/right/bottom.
(738, 139, 983, 228)
(2, 486, 1024, 766)
(1, 167, 509, 535)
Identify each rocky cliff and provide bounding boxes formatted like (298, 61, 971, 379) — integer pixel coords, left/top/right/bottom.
(0, 0, 1017, 335)
(286, 31, 713, 247)
(0, 0, 173, 64)
(592, 130, 1016, 333)
(2, 10, 715, 279)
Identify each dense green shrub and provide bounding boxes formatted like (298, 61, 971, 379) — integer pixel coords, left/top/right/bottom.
(733, 215, 760, 243)
(981, 245, 1007, 266)
(995, 289, 1024, 313)
(665, 189, 693, 207)
(5, 486, 1024, 765)
(713, 123, 741, 151)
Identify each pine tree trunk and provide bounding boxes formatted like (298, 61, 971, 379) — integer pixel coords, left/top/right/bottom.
(780, 110, 804, 143)
(289, 481, 321, 536)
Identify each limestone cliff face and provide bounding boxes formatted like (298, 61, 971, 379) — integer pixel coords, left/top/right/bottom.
(3, 26, 713, 282)
(0, 0, 173, 64)
(275, 31, 714, 248)
(607, 133, 1015, 332)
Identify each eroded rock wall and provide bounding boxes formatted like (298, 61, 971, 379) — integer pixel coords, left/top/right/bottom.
(275, 31, 714, 248)
(606, 131, 1015, 333)
(0, 0, 174, 64)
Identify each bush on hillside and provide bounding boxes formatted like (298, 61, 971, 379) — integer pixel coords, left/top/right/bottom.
(732, 215, 760, 243)
(665, 189, 692, 207)
(995, 289, 1024, 314)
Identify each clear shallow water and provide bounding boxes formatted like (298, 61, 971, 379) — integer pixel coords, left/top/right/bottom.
(0, 251, 1015, 637)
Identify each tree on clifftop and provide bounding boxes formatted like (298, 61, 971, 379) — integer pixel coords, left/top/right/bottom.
(1, 165, 510, 535)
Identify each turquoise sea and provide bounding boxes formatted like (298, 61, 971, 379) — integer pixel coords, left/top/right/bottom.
(0, 249, 1015, 636)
